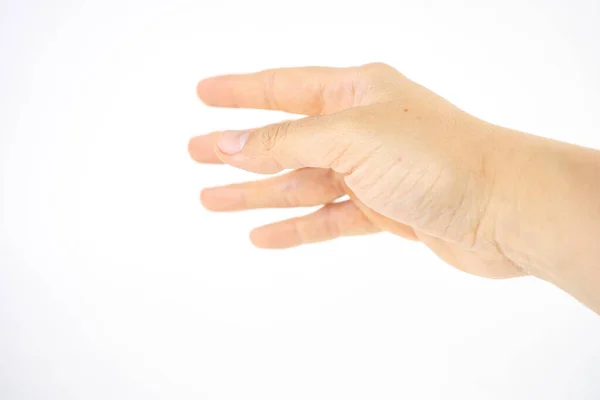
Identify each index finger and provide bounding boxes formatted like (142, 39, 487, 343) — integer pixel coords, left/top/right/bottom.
(196, 66, 358, 116)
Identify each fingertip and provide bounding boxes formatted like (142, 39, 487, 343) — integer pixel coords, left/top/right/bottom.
(199, 188, 214, 209)
(200, 187, 228, 211)
(249, 228, 265, 248)
(188, 134, 223, 164)
(188, 136, 206, 163)
(249, 227, 275, 249)
(249, 225, 299, 249)
(195, 78, 213, 103)
(202, 185, 251, 212)
(196, 76, 229, 106)
(187, 136, 199, 159)
(250, 228, 278, 249)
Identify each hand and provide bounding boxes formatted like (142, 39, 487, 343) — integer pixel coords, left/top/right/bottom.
(188, 63, 524, 279)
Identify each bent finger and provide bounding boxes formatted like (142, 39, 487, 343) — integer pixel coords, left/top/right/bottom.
(250, 200, 379, 249)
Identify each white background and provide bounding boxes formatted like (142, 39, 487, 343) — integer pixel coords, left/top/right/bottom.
(1, 0, 599, 399)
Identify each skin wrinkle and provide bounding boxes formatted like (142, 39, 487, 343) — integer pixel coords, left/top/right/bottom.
(327, 136, 355, 174)
(350, 78, 357, 110)
(388, 162, 431, 215)
(316, 81, 327, 115)
(263, 70, 278, 111)
(344, 155, 390, 208)
(323, 80, 348, 115)
(410, 164, 448, 233)
(323, 204, 342, 240)
(260, 122, 291, 172)
(261, 121, 286, 152)
(381, 162, 414, 210)
(469, 155, 498, 249)
(327, 169, 346, 194)
(280, 182, 299, 208)
(336, 128, 385, 177)
(438, 170, 469, 243)
(293, 210, 320, 243)
(467, 182, 489, 249)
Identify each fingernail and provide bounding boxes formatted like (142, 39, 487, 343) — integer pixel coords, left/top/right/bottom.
(218, 130, 251, 155)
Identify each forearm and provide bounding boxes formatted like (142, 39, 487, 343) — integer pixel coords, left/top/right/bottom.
(492, 129, 600, 313)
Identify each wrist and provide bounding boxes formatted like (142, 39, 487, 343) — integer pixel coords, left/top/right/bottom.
(486, 128, 600, 311)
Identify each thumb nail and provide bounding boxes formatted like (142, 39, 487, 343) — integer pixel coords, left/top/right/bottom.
(218, 130, 251, 155)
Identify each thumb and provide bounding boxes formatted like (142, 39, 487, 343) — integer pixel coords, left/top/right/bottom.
(213, 111, 380, 174)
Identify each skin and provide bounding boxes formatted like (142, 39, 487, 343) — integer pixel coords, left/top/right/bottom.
(188, 63, 600, 314)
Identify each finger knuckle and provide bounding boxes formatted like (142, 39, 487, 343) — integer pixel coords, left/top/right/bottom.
(261, 121, 291, 153)
(353, 63, 405, 102)
(262, 70, 278, 109)
(321, 205, 342, 239)
(359, 62, 399, 77)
